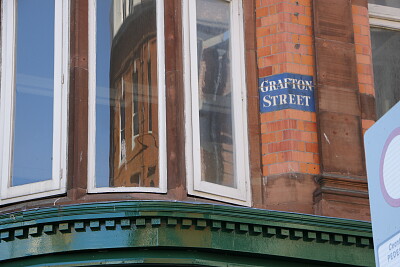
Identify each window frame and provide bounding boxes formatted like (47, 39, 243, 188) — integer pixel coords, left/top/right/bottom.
(368, 3, 400, 118)
(87, 0, 167, 193)
(0, 0, 69, 204)
(369, 4, 400, 30)
(182, 0, 251, 206)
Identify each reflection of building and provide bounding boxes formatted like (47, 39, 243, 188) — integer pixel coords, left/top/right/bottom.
(197, 15, 234, 187)
(109, 0, 159, 187)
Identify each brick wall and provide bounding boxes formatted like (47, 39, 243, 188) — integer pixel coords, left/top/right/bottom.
(256, 0, 319, 177)
(254, 0, 375, 219)
(256, 0, 319, 213)
(352, 4, 376, 134)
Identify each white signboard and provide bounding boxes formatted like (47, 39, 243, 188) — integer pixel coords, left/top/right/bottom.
(365, 102, 400, 267)
(378, 231, 400, 266)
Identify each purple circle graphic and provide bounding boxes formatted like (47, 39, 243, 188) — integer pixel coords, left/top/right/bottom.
(380, 128, 400, 207)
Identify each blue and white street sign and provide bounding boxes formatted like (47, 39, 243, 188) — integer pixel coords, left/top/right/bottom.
(365, 101, 400, 267)
(258, 73, 315, 113)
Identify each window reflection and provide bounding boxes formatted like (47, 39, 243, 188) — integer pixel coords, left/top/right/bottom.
(12, 0, 55, 186)
(371, 28, 400, 118)
(95, 0, 159, 188)
(196, 0, 236, 188)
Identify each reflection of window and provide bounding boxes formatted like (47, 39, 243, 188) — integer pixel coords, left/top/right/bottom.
(88, 0, 166, 193)
(183, 0, 251, 205)
(120, 78, 126, 164)
(148, 54, 153, 133)
(369, 2, 400, 118)
(122, 1, 127, 20)
(0, 0, 69, 204)
(132, 62, 139, 139)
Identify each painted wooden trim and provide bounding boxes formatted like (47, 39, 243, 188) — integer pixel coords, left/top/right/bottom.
(369, 4, 400, 22)
(0, 249, 362, 267)
(369, 18, 400, 30)
(369, 3, 400, 30)
(0, 201, 374, 266)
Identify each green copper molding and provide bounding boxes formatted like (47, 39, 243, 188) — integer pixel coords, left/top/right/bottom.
(0, 201, 374, 266)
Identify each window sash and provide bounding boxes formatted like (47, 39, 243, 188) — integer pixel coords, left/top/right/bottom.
(87, 0, 167, 193)
(369, 4, 400, 30)
(183, 0, 251, 205)
(0, 0, 68, 204)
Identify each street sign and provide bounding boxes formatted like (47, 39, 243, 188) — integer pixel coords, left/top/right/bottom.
(365, 101, 400, 267)
(258, 73, 315, 113)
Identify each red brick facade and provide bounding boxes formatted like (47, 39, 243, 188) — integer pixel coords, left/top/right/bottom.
(255, 0, 374, 220)
(352, 3, 376, 135)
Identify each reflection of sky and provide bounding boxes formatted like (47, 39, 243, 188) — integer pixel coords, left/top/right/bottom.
(96, 0, 113, 187)
(12, 0, 55, 186)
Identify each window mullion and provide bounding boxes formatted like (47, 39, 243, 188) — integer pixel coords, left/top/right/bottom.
(188, 0, 202, 192)
(0, 0, 17, 200)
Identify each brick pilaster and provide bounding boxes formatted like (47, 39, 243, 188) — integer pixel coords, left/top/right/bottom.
(256, 0, 319, 213)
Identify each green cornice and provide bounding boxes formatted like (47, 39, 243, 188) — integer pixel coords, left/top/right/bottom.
(0, 201, 374, 266)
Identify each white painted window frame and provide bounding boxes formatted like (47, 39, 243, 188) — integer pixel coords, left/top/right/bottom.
(132, 61, 139, 149)
(369, 4, 400, 30)
(0, 0, 69, 204)
(88, 0, 167, 193)
(183, 0, 251, 206)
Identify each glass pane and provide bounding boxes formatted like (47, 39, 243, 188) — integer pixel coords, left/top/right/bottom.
(12, 0, 55, 186)
(368, 0, 400, 8)
(95, 0, 159, 188)
(196, 0, 236, 188)
(371, 28, 400, 118)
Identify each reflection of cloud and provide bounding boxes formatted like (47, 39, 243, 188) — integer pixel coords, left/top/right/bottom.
(15, 86, 53, 98)
(201, 31, 230, 49)
(16, 74, 53, 97)
(96, 85, 158, 106)
(96, 86, 113, 106)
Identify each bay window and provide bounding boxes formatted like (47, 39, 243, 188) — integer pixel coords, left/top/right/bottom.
(0, 0, 69, 204)
(0, 0, 253, 206)
(183, 0, 251, 205)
